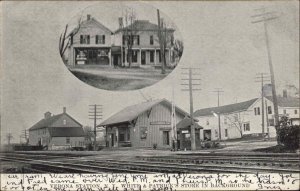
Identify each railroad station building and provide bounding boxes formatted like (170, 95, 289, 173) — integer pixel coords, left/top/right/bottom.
(194, 95, 300, 141)
(28, 107, 85, 150)
(99, 99, 201, 149)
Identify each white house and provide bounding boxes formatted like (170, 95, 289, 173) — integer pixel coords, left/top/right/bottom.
(194, 96, 299, 141)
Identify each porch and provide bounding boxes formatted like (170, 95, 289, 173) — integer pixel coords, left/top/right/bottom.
(122, 48, 172, 67)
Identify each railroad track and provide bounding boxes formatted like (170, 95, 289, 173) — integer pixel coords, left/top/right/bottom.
(1, 152, 299, 174)
(0, 156, 150, 173)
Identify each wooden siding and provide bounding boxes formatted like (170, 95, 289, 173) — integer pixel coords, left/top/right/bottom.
(50, 114, 81, 128)
(131, 102, 184, 148)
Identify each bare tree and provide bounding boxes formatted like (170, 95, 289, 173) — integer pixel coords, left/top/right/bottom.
(121, 9, 138, 68)
(224, 112, 245, 137)
(173, 39, 184, 65)
(59, 15, 83, 63)
(157, 9, 175, 74)
(83, 126, 94, 144)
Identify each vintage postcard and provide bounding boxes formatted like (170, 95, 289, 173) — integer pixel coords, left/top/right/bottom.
(1, 1, 299, 191)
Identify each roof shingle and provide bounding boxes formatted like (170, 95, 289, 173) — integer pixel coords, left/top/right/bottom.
(48, 127, 84, 137)
(265, 96, 300, 107)
(115, 20, 174, 33)
(99, 99, 188, 126)
(194, 98, 258, 117)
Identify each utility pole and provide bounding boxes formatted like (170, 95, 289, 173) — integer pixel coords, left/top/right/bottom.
(255, 72, 270, 135)
(213, 88, 224, 140)
(252, 7, 280, 143)
(89, 104, 103, 151)
(6, 133, 13, 145)
(20, 129, 29, 144)
(265, 100, 270, 139)
(181, 67, 201, 151)
(171, 75, 177, 151)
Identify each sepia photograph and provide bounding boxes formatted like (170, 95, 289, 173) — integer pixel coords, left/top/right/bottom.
(59, 2, 183, 91)
(1, 1, 299, 191)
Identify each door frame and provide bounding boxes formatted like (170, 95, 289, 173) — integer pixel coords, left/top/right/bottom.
(141, 51, 146, 65)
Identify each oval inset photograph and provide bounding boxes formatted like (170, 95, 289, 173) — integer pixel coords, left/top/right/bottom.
(59, 2, 183, 91)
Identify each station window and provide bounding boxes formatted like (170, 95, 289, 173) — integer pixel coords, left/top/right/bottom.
(150, 35, 154, 45)
(254, 107, 260, 115)
(96, 35, 105, 44)
(80, 35, 90, 44)
(66, 137, 70, 144)
(243, 123, 250, 131)
(140, 126, 148, 139)
(267, 106, 272, 114)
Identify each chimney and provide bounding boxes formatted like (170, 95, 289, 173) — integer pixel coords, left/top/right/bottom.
(283, 90, 288, 98)
(118, 17, 123, 29)
(63, 107, 66, 113)
(44, 112, 51, 119)
(87, 14, 91, 21)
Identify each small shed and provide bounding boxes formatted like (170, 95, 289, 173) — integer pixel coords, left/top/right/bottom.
(176, 117, 203, 150)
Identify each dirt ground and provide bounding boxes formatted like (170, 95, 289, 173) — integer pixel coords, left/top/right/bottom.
(69, 66, 173, 91)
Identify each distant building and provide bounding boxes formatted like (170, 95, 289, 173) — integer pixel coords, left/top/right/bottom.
(68, 14, 113, 66)
(99, 99, 191, 149)
(28, 107, 85, 150)
(194, 96, 300, 141)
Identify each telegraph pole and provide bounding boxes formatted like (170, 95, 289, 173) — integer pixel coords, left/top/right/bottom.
(181, 67, 201, 151)
(252, 7, 280, 142)
(255, 73, 270, 135)
(265, 100, 270, 139)
(6, 133, 13, 145)
(213, 88, 224, 140)
(20, 129, 29, 144)
(89, 104, 103, 151)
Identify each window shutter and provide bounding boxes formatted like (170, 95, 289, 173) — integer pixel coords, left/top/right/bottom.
(137, 35, 140, 45)
(80, 35, 83, 44)
(87, 35, 90, 44)
(103, 35, 105, 44)
(96, 35, 98, 44)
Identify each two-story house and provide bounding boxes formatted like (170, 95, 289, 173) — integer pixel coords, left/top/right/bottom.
(66, 15, 177, 68)
(113, 20, 175, 68)
(194, 95, 299, 141)
(67, 14, 113, 66)
(28, 107, 85, 150)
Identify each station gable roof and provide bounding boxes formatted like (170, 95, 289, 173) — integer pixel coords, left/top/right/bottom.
(99, 99, 188, 127)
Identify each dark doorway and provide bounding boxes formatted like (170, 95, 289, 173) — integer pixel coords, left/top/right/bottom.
(141, 51, 146, 65)
(113, 55, 119, 67)
(203, 130, 212, 141)
(163, 131, 170, 145)
(110, 134, 114, 147)
(87, 50, 98, 64)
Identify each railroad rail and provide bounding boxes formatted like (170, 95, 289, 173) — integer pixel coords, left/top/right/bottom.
(1, 152, 299, 174)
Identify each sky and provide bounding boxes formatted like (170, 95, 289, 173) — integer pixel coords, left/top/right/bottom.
(1, 1, 299, 144)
